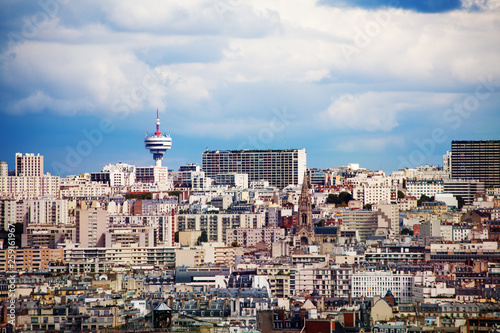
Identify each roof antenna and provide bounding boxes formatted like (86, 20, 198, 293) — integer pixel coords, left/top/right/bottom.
(155, 109, 161, 135)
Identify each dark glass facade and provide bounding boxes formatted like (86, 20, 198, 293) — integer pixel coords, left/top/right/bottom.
(451, 140, 500, 188)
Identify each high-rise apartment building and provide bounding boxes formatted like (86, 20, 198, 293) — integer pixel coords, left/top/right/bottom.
(66, 245, 176, 269)
(352, 271, 414, 303)
(451, 140, 500, 188)
(0, 248, 64, 271)
(135, 166, 169, 184)
(202, 149, 307, 188)
(406, 180, 444, 198)
(227, 227, 285, 248)
(375, 202, 400, 234)
(442, 150, 451, 174)
(443, 179, 485, 205)
(172, 163, 206, 188)
(91, 162, 136, 187)
(176, 213, 265, 245)
(341, 209, 378, 242)
(75, 207, 107, 247)
(0, 199, 26, 229)
(0, 161, 7, 177)
(26, 197, 68, 225)
(0, 175, 60, 200)
(15, 152, 44, 176)
(215, 173, 249, 189)
(23, 224, 75, 248)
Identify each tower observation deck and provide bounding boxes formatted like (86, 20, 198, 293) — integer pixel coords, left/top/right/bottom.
(144, 110, 172, 167)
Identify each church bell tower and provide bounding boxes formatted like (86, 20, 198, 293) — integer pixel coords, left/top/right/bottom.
(295, 173, 315, 245)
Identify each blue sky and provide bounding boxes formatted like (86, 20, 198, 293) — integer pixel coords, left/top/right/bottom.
(1, 0, 499, 176)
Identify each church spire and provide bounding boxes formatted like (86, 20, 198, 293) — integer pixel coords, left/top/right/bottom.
(298, 173, 313, 231)
(300, 173, 309, 199)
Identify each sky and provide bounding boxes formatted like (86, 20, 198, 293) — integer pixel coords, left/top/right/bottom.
(0, 0, 499, 176)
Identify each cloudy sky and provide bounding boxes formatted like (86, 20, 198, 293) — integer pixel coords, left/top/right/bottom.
(1, 0, 499, 176)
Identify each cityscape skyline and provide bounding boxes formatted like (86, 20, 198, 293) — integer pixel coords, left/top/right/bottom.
(1, 1, 500, 331)
(1, 0, 499, 176)
(1, 131, 499, 177)
(0, 139, 484, 177)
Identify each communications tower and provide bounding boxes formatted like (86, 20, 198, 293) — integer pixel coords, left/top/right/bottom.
(144, 110, 172, 167)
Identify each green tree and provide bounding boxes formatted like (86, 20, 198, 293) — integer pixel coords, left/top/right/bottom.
(401, 228, 413, 236)
(124, 192, 152, 200)
(456, 195, 465, 209)
(168, 190, 182, 197)
(197, 230, 208, 245)
(397, 190, 405, 199)
(174, 231, 179, 243)
(417, 194, 434, 206)
(231, 242, 239, 247)
(326, 192, 352, 206)
(363, 204, 373, 210)
(338, 192, 353, 206)
(326, 194, 339, 204)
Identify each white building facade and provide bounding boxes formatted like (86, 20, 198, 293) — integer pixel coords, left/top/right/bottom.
(351, 271, 414, 303)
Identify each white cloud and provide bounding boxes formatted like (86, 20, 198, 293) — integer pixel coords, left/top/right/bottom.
(1, 41, 168, 114)
(98, 0, 280, 37)
(461, 0, 500, 11)
(320, 91, 458, 131)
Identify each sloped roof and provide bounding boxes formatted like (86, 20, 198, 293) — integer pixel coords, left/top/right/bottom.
(154, 302, 171, 311)
(301, 299, 317, 310)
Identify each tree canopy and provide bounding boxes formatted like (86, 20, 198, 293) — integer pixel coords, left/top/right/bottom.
(417, 194, 434, 206)
(401, 228, 414, 236)
(168, 191, 182, 197)
(124, 192, 152, 200)
(326, 192, 353, 206)
(197, 230, 208, 245)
